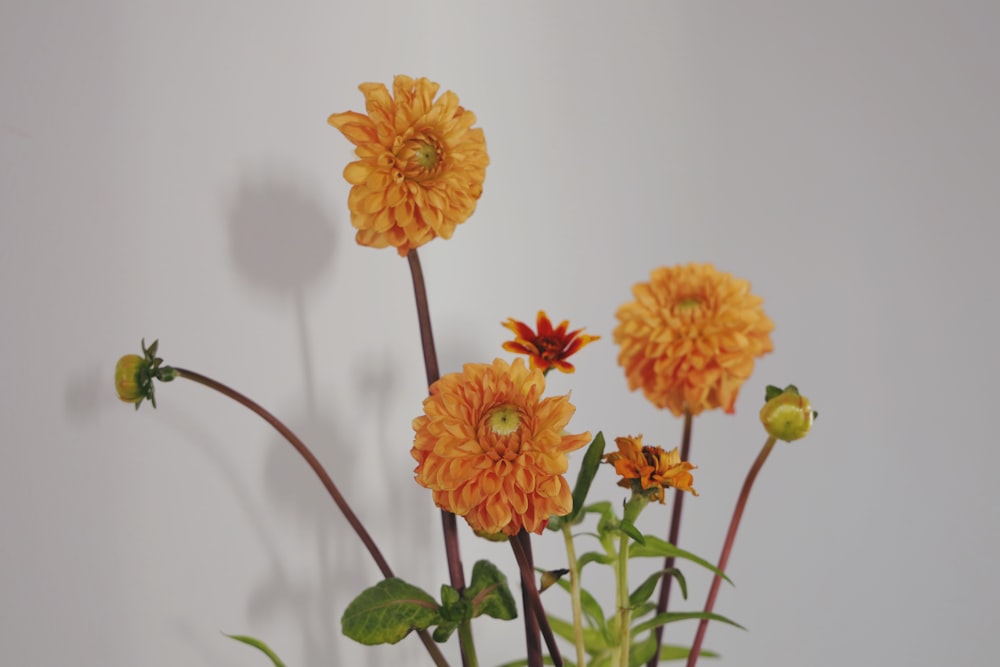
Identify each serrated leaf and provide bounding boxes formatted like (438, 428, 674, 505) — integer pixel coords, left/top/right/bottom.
(341, 578, 441, 645)
(629, 536, 733, 585)
(224, 634, 287, 667)
(466, 560, 517, 621)
(569, 432, 606, 522)
(630, 611, 745, 636)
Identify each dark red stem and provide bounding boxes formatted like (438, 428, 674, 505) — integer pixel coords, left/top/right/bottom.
(648, 409, 693, 666)
(407, 249, 469, 666)
(510, 531, 562, 667)
(686, 436, 777, 667)
(172, 368, 449, 667)
(517, 531, 543, 667)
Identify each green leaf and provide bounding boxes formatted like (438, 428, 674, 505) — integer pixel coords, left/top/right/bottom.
(620, 520, 646, 545)
(629, 570, 663, 608)
(466, 560, 517, 621)
(495, 657, 575, 667)
(569, 432, 606, 522)
(582, 501, 615, 523)
(629, 535, 733, 585)
(432, 622, 458, 642)
(549, 578, 606, 634)
(627, 634, 720, 663)
(224, 634, 287, 667)
(629, 569, 687, 608)
(341, 578, 441, 645)
(630, 611, 746, 636)
(548, 615, 609, 655)
(577, 550, 615, 571)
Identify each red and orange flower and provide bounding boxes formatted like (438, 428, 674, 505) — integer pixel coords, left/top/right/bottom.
(614, 263, 774, 416)
(605, 435, 697, 503)
(328, 75, 489, 255)
(502, 311, 599, 374)
(411, 357, 591, 535)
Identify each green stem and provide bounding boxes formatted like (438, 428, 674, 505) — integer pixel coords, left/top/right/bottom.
(686, 436, 778, 667)
(458, 622, 478, 667)
(172, 368, 449, 667)
(616, 531, 631, 667)
(407, 249, 472, 667)
(648, 409, 692, 667)
(561, 524, 587, 667)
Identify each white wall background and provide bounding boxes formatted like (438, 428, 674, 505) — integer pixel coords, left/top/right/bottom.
(3, 1, 999, 666)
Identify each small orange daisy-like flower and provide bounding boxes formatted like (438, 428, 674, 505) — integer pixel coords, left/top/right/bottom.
(502, 311, 600, 374)
(328, 75, 489, 256)
(614, 263, 774, 416)
(411, 357, 591, 535)
(604, 435, 697, 502)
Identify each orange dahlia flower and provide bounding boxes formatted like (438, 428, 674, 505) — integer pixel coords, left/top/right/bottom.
(605, 435, 697, 502)
(328, 75, 489, 256)
(411, 358, 591, 535)
(614, 263, 774, 416)
(502, 311, 600, 374)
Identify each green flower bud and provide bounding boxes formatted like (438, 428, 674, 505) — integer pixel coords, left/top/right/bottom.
(760, 385, 815, 442)
(115, 354, 146, 405)
(114, 339, 175, 410)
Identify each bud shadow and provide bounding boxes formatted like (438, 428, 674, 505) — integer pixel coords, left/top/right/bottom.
(65, 363, 111, 423)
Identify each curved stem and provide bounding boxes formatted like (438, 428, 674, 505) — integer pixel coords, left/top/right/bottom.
(407, 249, 471, 666)
(686, 436, 778, 667)
(648, 409, 693, 667)
(561, 524, 587, 667)
(172, 368, 449, 667)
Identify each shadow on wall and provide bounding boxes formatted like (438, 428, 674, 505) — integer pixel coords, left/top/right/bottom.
(228, 173, 353, 666)
(227, 176, 337, 295)
(225, 173, 438, 667)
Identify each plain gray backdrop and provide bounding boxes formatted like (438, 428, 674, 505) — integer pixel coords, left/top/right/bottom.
(3, 1, 998, 666)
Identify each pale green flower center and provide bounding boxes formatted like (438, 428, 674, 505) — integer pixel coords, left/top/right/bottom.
(415, 143, 439, 169)
(677, 297, 701, 311)
(487, 405, 521, 435)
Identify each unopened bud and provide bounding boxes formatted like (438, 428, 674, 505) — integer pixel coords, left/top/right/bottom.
(760, 385, 816, 442)
(115, 354, 146, 406)
(113, 339, 175, 410)
(540, 568, 569, 593)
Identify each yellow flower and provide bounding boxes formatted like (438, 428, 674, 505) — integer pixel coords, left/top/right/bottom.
(411, 358, 590, 535)
(502, 311, 600, 374)
(328, 75, 489, 256)
(614, 263, 774, 416)
(604, 435, 697, 502)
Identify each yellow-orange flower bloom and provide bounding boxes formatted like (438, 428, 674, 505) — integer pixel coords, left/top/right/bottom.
(328, 75, 489, 256)
(604, 435, 697, 502)
(614, 263, 774, 416)
(411, 358, 591, 535)
(502, 311, 600, 374)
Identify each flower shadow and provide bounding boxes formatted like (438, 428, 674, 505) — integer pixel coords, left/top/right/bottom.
(227, 174, 337, 295)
